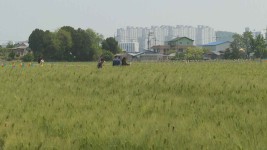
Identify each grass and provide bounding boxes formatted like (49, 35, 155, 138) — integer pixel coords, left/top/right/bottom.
(0, 61, 266, 149)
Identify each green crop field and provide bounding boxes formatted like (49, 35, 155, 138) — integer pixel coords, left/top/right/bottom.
(0, 61, 266, 150)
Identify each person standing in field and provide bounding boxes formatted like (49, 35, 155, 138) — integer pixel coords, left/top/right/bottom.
(97, 58, 105, 69)
(38, 56, 42, 64)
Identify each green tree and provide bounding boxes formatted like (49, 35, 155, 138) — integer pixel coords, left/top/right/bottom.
(185, 47, 205, 60)
(28, 29, 45, 59)
(29, 26, 103, 61)
(229, 34, 245, 59)
(8, 51, 15, 60)
(42, 31, 60, 60)
(56, 29, 73, 60)
(6, 41, 15, 48)
(224, 48, 232, 59)
(252, 35, 267, 59)
(242, 31, 254, 58)
(101, 50, 114, 61)
(85, 28, 103, 60)
(22, 53, 34, 62)
(101, 37, 121, 54)
(174, 53, 186, 60)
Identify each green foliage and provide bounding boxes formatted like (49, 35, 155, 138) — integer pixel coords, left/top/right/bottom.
(0, 48, 9, 60)
(242, 31, 253, 57)
(230, 34, 245, 59)
(28, 26, 102, 61)
(101, 50, 114, 61)
(185, 47, 205, 60)
(174, 53, 186, 60)
(101, 37, 121, 54)
(6, 42, 14, 48)
(0, 62, 267, 149)
(227, 33, 267, 59)
(251, 35, 267, 59)
(22, 53, 34, 62)
(8, 51, 15, 60)
(56, 29, 73, 60)
(28, 29, 45, 58)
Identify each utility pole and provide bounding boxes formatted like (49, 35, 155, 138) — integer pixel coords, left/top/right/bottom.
(147, 31, 154, 50)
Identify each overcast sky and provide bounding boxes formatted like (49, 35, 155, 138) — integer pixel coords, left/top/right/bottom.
(0, 0, 267, 42)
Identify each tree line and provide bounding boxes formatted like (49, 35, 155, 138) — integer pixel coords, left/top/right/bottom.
(1, 29, 267, 62)
(225, 31, 267, 59)
(28, 26, 121, 61)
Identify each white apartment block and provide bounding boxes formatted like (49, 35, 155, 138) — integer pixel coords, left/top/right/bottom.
(119, 42, 139, 53)
(116, 25, 216, 51)
(195, 25, 216, 45)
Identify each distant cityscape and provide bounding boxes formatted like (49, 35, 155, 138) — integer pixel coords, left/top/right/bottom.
(115, 25, 266, 53)
(1, 25, 266, 54)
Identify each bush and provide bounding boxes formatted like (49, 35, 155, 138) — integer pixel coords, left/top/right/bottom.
(101, 50, 114, 61)
(8, 51, 15, 60)
(22, 53, 34, 62)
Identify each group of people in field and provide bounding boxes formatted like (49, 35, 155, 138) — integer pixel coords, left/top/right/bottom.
(97, 55, 130, 69)
(35, 55, 128, 69)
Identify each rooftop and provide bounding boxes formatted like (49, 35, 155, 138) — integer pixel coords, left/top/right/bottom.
(169, 37, 194, 42)
(202, 41, 231, 46)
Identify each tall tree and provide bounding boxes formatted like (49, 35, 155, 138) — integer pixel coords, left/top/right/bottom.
(242, 31, 253, 58)
(101, 37, 121, 54)
(85, 28, 103, 60)
(229, 34, 245, 59)
(29, 26, 103, 61)
(42, 30, 59, 60)
(56, 29, 73, 60)
(28, 29, 45, 59)
(252, 35, 267, 59)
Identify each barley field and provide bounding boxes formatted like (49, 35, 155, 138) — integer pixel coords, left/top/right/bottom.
(0, 61, 266, 150)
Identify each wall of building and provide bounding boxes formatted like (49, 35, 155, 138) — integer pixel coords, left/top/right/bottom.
(202, 42, 231, 52)
(119, 42, 139, 53)
(215, 43, 231, 52)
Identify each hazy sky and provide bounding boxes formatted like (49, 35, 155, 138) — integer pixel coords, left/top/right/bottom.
(0, 0, 267, 42)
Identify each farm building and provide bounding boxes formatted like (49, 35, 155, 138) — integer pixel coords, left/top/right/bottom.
(10, 42, 30, 57)
(202, 41, 231, 59)
(152, 37, 194, 55)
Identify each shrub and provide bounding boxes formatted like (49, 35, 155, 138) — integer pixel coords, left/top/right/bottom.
(101, 50, 114, 61)
(8, 51, 15, 60)
(22, 53, 34, 62)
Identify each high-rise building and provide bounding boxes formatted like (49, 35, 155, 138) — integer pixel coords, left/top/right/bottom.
(116, 25, 216, 51)
(216, 31, 235, 42)
(119, 42, 139, 53)
(195, 25, 216, 45)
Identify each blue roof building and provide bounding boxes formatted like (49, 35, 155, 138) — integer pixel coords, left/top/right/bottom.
(202, 41, 231, 52)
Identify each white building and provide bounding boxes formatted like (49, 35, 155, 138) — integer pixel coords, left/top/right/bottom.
(195, 25, 216, 45)
(116, 25, 215, 50)
(119, 42, 139, 53)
